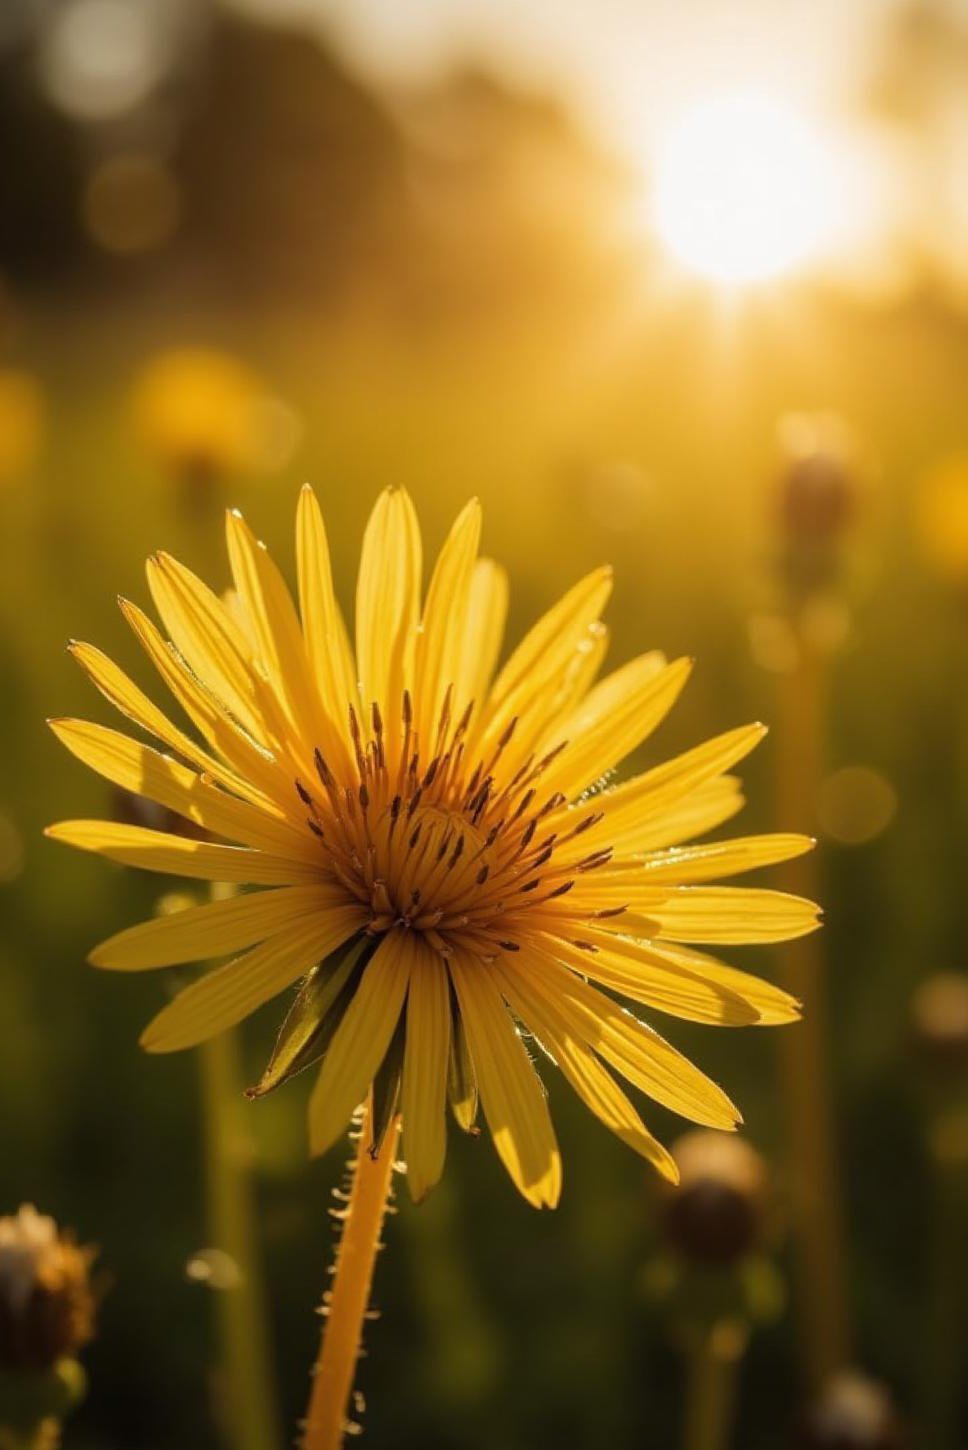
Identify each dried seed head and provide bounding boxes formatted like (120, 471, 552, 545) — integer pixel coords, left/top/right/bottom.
(795, 1371, 905, 1450)
(662, 1131, 768, 1266)
(910, 972, 968, 1074)
(0, 1206, 97, 1372)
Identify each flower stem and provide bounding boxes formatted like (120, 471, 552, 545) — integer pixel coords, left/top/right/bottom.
(302, 1097, 399, 1450)
(774, 639, 851, 1386)
(200, 1028, 282, 1450)
(682, 1320, 745, 1450)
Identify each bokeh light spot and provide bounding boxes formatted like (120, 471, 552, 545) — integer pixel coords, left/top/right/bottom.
(83, 155, 181, 257)
(39, 0, 168, 123)
(818, 767, 897, 846)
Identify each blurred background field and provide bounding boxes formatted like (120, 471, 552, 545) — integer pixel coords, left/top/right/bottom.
(2, 0, 968, 1446)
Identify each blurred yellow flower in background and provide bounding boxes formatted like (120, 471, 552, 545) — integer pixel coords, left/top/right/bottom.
(47, 488, 818, 1207)
(131, 346, 300, 485)
(917, 453, 968, 585)
(0, 369, 44, 483)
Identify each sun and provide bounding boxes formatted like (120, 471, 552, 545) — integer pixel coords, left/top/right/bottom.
(651, 88, 839, 286)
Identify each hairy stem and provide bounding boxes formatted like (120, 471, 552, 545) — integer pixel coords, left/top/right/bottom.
(302, 1097, 399, 1450)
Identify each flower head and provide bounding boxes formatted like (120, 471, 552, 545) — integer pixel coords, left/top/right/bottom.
(0, 1206, 96, 1372)
(48, 488, 818, 1206)
(662, 1130, 768, 1266)
(131, 347, 295, 484)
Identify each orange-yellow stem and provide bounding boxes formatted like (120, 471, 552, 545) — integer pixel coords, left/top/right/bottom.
(302, 1098, 399, 1450)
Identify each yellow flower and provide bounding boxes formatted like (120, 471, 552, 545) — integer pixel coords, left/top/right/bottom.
(917, 453, 968, 584)
(47, 489, 817, 1207)
(0, 369, 44, 482)
(131, 347, 294, 482)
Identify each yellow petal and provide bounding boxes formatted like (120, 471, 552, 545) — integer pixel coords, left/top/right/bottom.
(90, 883, 342, 970)
(559, 723, 764, 859)
(629, 776, 746, 852)
(453, 558, 508, 722)
(483, 566, 612, 720)
(401, 942, 451, 1201)
(308, 930, 412, 1156)
(540, 654, 693, 801)
(295, 485, 358, 753)
(584, 932, 801, 1026)
(523, 942, 741, 1129)
(46, 819, 324, 885)
(68, 637, 265, 809)
(145, 552, 264, 738)
(652, 887, 822, 944)
(491, 956, 677, 1181)
(633, 833, 814, 882)
(472, 566, 612, 766)
(225, 509, 325, 750)
(141, 908, 363, 1052)
(413, 499, 481, 742)
(448, 951, 562, 1208)
(529, 622, 610, 763)
(355, 488, 422, 725)
(46, 718, 308, 856)
(543, 931, 759, 1026)
(545, 929, 799, 1026)
(120, 600, 290, 806)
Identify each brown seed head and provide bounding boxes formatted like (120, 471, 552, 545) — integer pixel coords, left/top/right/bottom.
(795, 1371, 905, 1450)
(0, 1206, 97, 1371)
(663, 1131, 768, 1266)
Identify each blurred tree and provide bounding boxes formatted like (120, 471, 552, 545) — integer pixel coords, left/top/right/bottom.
(174, 11, 407, 304)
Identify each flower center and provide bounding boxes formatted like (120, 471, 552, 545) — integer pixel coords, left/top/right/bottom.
(293, 691, 613, 959)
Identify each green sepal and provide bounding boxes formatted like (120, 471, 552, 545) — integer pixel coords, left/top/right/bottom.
(370, 1012, 407, 1156)
(248, 934, 372, 1098)
(447, 989, 479, 1133)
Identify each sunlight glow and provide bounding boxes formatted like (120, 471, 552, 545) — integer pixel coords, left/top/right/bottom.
(652, 89, 841, 285)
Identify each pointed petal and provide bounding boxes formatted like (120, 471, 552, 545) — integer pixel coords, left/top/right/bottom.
(295, 485, 358, 751)
(141, 907, 363, 1052)
(307, 930, 412, 1156)
(90, 883, 343, 970)
(453, 558, 508, 723)
(522, 941, 741, 1129)
(631, 833, 815, 883)
(580, 931, 801, 1026)
(145, 552, 264, 738)
(563, 724, 765, 858)
(473, 566, 612, 768)
(401, 943, 451, 1201)
(483, 566, 612, 720)
(652, 886, 822, 944)
(544, 931, 758, 1025)
(540, 654, 693, 801)
(630, 776, 746, 852)
(355, 488, 422, 722)
(46, 719, 308, 856)
(120, 599, 290, 804)
(492, 956, 677, 1181)
(448, 951, 562, 1208)
(413, 499, 481, 741)
(46, 819, 323, 885)
(543, 929, 799, 1026)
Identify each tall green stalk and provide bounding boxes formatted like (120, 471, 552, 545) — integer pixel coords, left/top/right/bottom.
(774, 640, 851, 1385)
(199, 1026, 282, 1450)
